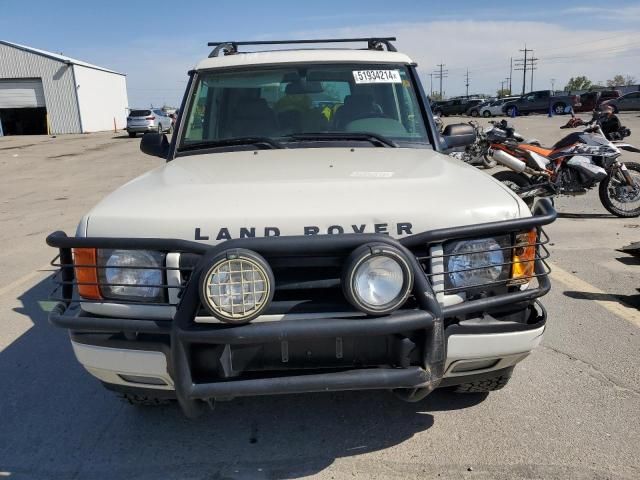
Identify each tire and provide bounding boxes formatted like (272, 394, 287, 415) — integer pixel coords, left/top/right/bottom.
(553, 103, 566, 115)
(482, 110, 491, 117)
(120, 392, 174, 406)
(128, 132, 136, 138)
(506, 106, 518, 117)
(470, 110, 479, 117)
(598, 162, 640, 218)
(434, 109, 443, 117)
(102, 382, 176, 407)
(453, 368, 514, 393)
(492, 170, 534, 208)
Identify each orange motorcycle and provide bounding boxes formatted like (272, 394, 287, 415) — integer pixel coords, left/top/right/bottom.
(488, 122, 640, 217)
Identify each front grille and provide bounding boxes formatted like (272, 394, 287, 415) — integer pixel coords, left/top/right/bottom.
(49, 228, 550, 314)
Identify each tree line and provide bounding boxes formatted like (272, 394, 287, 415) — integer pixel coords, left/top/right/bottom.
(564, 74, 637, 92)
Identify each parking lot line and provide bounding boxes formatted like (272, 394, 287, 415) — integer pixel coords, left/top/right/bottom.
(549, 262, 640, 328)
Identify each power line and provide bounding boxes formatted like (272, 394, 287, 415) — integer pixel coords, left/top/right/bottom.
(464, 69, 470, 98)
(514, 46, 537, 95)
(433, 63, 448, 98)
(509, 57, 513, 94)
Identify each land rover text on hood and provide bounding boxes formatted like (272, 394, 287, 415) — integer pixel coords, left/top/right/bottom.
(46, 37, 556, 417)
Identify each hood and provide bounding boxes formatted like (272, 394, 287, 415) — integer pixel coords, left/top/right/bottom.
(84, 148, 524, 243)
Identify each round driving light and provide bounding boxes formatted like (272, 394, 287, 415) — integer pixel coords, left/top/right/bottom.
(199, 249, 274, 323)
(343, 244, 413, 315)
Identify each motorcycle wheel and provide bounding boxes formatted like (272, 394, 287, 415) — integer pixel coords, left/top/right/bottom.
(481, 154, 497, 169)
(493, 171, 534, 208)
(599, 162, 640, 218)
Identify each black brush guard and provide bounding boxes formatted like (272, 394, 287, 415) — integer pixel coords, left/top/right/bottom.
(46, 199, 556, 417)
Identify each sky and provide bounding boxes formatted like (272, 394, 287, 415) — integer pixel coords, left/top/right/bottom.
(1, 0, 639, 107)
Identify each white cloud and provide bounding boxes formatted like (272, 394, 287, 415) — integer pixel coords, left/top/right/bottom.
(561, 5, 640, 21)
(291, 20, 640, 96)
(71, 19, 640, 106)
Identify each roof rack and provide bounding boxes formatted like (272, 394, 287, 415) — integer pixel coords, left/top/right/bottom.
(207, 38, 397, 57)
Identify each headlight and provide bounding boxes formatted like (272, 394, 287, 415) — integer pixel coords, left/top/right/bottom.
(97, 249, 165, 301)
(343, 244, 413, 315)
(445, 237, 509, 290)
(199, 249, 274, 324)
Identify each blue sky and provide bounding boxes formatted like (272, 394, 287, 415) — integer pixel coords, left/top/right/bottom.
(2, 0, 639, 106)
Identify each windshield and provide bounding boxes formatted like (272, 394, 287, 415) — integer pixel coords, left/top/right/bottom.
(179, 63, 430, 150)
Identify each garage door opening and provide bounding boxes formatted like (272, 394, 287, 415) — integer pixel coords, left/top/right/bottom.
(0, 78, 47, 135)
(0, 107, 47, 135)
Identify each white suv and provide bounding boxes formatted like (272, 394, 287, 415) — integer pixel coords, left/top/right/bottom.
(47, 38, 555, 417)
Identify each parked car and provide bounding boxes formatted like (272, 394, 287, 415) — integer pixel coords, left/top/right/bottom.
(478, 97, 520, 117)
(575, 90, 620, 112)
(126, 109, 173, 137)
(502, 90, 581, 116)
(433, 98, 484, 116)
(602, 91, 640, 112)
(466, 100, 492, 117)
(45, 37, 556, 416)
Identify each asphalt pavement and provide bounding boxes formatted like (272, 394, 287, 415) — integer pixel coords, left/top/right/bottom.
(0, 114, 639, 479)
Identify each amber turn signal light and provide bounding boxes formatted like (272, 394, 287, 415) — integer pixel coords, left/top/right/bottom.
(510, 229, 537, 285)
(72, 248, 102, 300)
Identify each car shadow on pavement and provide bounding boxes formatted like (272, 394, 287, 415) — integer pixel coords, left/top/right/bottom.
(0, 275, 487, 479)
(615, 255, 640, 266)
(563, 289, 640, 309)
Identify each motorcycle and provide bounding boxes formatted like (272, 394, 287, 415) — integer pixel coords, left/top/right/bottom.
(446, 120, 535, 169)
(447, 120, 496, 168)
(490, 124, 640, 217)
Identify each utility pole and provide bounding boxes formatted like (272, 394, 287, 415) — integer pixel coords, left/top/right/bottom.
(505, 77, 511, 95)
(429, 73, 434, 96)
(514, 46, 535, 95)
(529, 52, 538, 91)
(434, 64, 448, 99)
(464, 69, 470, 98)
(500, 80, 506, 96)
(551, 78, 556, 92)
(509, 57, 513, 94)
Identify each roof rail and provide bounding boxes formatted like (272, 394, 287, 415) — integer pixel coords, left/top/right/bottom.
(207, 38, 397, 57)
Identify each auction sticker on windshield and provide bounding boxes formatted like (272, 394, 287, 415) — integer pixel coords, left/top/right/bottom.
(353, 70, 402, 84)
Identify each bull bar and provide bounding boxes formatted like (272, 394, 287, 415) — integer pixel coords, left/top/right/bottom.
(46, 199, 556, 417)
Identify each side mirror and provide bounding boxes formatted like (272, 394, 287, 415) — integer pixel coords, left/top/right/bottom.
(140, 132, 170, 158)
(442, 123, 476, 149)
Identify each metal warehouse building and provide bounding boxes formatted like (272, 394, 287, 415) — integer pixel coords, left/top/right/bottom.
(0, 40, 128, 135)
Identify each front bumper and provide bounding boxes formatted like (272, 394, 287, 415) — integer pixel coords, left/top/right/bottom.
(47, 200, 556, 417)
(68, 304, 546, 392)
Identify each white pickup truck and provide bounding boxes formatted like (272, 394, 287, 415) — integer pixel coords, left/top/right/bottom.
(47, 37, 556, 417)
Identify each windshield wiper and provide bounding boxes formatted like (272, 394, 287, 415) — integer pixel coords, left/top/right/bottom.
(285, 132, 398, 148)
(180, 136, 286, 151)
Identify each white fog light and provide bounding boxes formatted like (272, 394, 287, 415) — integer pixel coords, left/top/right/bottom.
(343, 244, 413, 315)
(200, 250, 274, 323)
